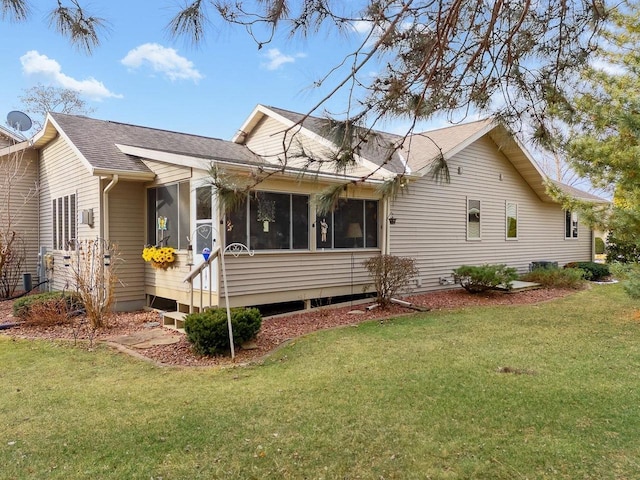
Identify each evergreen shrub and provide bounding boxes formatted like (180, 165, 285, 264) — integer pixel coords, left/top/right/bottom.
(520, 266, 586, 289)
(184, 307, 262, 356)
(453, 264, 518, 293)
(564, 262, 610, 281)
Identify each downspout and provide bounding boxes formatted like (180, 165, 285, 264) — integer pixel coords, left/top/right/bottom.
(383, 197, 391, 255)
(102, 175, 119, 241)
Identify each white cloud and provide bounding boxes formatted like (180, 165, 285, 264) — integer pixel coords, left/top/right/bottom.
(20, 50, 122, 100)
(351, 20, 374, 34)
(121, 43, 203, 82)
(590, 58, 627, 76)
(261, 48, 306, 71)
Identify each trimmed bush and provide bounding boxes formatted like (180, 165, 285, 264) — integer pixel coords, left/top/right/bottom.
(453, 264, 518, 293)
(595, 237, 605, 255)
(13, 291, 83, 324)
(184, 307, 262, 356)
(520, 266, 587, 289)
(564, 261, 610, 281)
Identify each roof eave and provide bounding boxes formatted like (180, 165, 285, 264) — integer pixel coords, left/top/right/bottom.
(93, 168, 156, 181)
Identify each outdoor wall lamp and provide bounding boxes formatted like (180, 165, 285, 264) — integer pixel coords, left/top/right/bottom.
(388, 213, 397, 225)
(63, 254, 71, 267)
(104, 254, 111, 267)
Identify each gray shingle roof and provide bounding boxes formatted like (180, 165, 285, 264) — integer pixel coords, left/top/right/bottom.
(50, 113, 263, 175)
(549, 179, 609, 203)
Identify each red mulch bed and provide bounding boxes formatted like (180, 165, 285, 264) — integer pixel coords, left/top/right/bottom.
(0, 287, 579, 367)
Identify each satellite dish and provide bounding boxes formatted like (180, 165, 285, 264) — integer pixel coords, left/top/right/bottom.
(6, 110, 33, 132)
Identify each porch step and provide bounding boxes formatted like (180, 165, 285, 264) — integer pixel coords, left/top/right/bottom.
(162, 311, 186, 334)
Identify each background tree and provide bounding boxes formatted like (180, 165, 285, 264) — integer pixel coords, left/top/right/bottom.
(554, 3, 640, 251)
(1, 0, 617, 206)
(2, 1, 611, 134)
(18, 83, 95, 131)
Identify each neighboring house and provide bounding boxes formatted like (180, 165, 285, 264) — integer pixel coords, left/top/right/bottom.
(0, 106, 603, 315)
(0, 126, 39, 293)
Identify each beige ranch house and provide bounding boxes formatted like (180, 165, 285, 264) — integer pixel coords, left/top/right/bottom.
(0, 105, 602, 319)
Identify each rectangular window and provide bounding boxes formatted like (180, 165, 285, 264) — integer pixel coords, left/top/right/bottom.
(225, 192, 309, 250)
(52, 194, 77, 250)
(467, 199, 481, 239)
(506, 202, 518, 239)
(147, 182, 191, 249)
(565, 210, 578, 239)
(316, 198, 379, 249)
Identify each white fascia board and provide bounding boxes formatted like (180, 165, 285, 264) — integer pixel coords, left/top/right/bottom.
(116, 144, 213, 170)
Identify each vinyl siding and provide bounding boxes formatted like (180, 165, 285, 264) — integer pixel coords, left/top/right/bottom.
(0, 148, 39, 284)
(143, 159, 191, 185)
(223, 250, 376, 301)
(107, 180, 146, 309)
(390, 135, 593, 291)
(39, 136, 100, 292)
(244, 115, 375, 177)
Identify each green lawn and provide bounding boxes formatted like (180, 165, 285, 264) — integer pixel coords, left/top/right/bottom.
(2, 283, 640, 479)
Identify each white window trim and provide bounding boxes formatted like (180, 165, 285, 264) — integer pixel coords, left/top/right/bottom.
(506, 201, 518, 241)
(565, 210, 579, 240)
(467, 198, 481, 241)
(52, 193, 77, 250)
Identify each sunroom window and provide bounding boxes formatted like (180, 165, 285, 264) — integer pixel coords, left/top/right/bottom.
(316, 199, 379, 249)
(147, 182, 190, 249)
(225, 192, 309, 250)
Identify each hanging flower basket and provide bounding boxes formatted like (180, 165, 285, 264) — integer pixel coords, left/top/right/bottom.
(142, 246, 177, 270)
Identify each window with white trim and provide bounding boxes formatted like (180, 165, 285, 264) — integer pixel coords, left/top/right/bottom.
(467, 199, 481, 239)
(565, 210, 578, 239)
(506, 202, 518, 239)
(52, 194, 76, 250)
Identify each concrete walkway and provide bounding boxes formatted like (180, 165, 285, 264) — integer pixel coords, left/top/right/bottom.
(104, 329, 182, 349)
(500, 280, 541, 292)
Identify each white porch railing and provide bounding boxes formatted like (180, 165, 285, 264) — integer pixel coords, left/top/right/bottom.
(182, 246, 220, 313)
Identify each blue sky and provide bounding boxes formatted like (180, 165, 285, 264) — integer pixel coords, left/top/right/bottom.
(0, 2, 400, 140)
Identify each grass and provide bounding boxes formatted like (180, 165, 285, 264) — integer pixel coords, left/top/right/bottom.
(2, 283, 640, 479)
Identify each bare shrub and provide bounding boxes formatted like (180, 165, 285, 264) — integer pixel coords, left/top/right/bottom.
(66, 238, 118, 329)
(0, 236, 27, 297)
(363, 254, 419, 308)
(23, 296, 74, 326)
